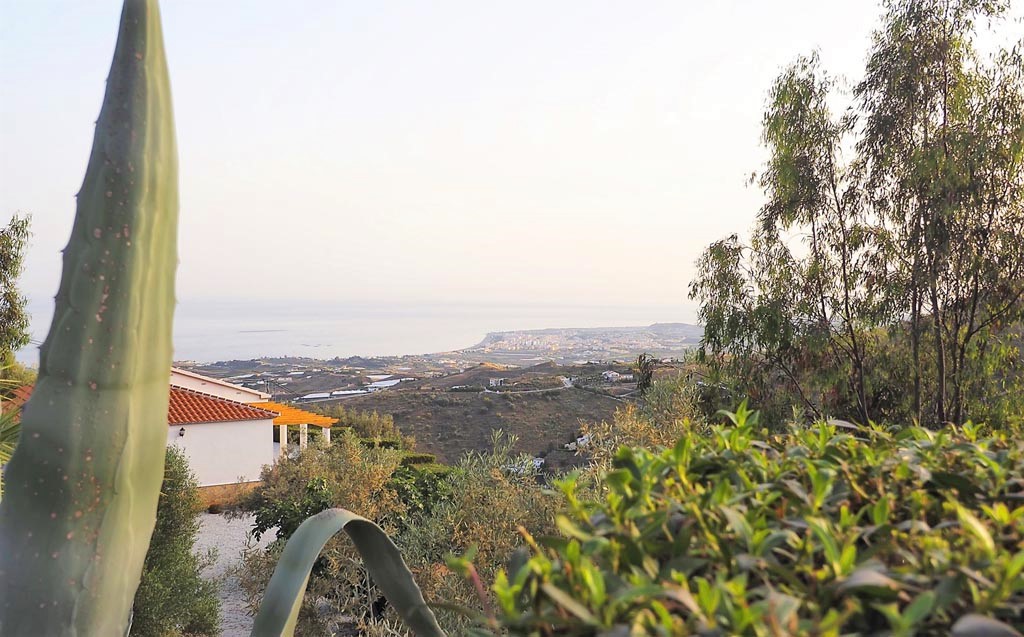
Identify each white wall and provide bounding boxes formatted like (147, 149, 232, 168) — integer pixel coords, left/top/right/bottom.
(170, 369, 266, 404)
(167, 419, 274, 487)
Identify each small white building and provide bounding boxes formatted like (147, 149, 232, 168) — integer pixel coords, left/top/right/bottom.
(171, 367, 269, 404)
(602, 370, 621, 382)
(489, 378, 507, 387)
(15, 370, 338, 503)
(166, 387, 278, 487)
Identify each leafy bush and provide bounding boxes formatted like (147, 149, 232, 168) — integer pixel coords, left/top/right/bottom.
(399, 451, 438, 466)
(131, 446, 220, 637)
(315, 403, 415, 447)
(238, 430, 407, 635)
(399, 432, 558, 633)
(0, 403, 20, 500)
(238, 429, 556, 635)
(581, 379, 700, 470)
(457, 405, 1024, 635)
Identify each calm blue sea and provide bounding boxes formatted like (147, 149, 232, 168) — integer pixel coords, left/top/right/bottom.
(18, 298, 695, 364)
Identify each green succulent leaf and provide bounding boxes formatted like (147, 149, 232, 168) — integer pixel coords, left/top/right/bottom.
(251, 508, 444, 637)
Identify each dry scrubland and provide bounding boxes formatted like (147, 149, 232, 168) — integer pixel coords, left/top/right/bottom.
(340, 386, 621, 464)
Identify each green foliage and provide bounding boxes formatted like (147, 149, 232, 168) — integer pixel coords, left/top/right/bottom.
(689, 0, 1024, 429)
(0, 1, 179, 634)
(131, 447, 220, 637)
(398, 451, 438, 466)
(398, 433, 559, 633)
(0, 361, 36, 397)
(639, 376, 698, 430)
(243, 430, 404, 543)
(458, 406, 1024, 635)
(240, 430, 555, 634)
(316, 403, 416, 448)
(582, 378, 700, 471)
(251, 508, 443, 637)
(0, 405, 19, 500)
(239, 430, 409, 633)
(634, 353, 657, 394)
(0, 214, 31, 362)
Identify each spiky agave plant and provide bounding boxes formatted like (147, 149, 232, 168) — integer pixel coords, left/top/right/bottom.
(0, 3, 444, 637)
(0, 0, 178, 633)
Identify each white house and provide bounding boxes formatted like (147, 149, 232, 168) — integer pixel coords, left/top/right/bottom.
(171, 367, 337, 468)
(166, 386, 278, 487)
(171, 367, 269, 403)
(13, 382, 280, 492)
(14, 370, 337, 503)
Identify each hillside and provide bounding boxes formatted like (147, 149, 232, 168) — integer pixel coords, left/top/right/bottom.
(338, 386, 621, 465)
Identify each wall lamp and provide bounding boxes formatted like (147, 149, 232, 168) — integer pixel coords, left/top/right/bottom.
(178, 427, 186, 437)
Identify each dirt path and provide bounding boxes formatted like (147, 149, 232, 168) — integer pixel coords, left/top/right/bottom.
(195, 513, 275, 637)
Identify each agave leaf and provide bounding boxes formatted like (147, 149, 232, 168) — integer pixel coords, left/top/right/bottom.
(251, 508, 444, 637)
(950, 614, 1023, 637)
(0, 0, 178, 633)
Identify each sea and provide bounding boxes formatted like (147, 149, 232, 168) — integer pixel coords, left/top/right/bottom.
(18, 298, 696, 365)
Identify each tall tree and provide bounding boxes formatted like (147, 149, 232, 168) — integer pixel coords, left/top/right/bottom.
(691, 0, 1024, 427)
(856, 0, 1024, 424)
(0, 214, 31, 368)
(634, 353, 657, 394)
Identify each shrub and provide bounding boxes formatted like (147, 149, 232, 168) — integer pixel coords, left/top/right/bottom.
(237, 431, 406, 635)
(398, 432, 559, 633)
(639, 375, 698, 428)
(131, 446, 220, 637)
(399, 452, 438, 466)
(457, 406, 1024, 635)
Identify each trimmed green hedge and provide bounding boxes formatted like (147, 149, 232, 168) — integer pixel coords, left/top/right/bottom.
(400, 451, 439, 466)
(358, 436, 403, 450)
(455, 405, 1024, 635)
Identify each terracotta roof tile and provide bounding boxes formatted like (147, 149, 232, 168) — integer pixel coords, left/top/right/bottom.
(169, 387, 278, 425)
(7, 384, 279, 426)
(7, 384, 33, 410)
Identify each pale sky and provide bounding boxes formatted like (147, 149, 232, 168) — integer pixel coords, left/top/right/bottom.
(3, 1, 1013, 318)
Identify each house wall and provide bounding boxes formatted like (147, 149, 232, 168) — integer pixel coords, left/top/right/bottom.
(170, 369, 265, 403)
(167, 419, 274, 487)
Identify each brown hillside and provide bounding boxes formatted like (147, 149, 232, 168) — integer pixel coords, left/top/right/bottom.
(339, 387, 621, 464)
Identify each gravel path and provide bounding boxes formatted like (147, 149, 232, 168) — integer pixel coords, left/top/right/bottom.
(195, 513, 275, 637)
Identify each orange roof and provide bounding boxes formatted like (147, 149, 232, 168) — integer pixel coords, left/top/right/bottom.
(9, 384, 279, 426)
(252, 401, 338, 428)
(169, 387, 278, 425)
(1, 384, 32, 421)
(6, 384, 33, 410)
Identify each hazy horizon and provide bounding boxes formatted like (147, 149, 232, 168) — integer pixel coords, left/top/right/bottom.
(3, 1, 1022, 360)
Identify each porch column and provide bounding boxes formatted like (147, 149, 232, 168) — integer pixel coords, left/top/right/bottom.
(323, 427, 331, 444)
(279, 423, 288, 457)
(299, 423, 308, 449)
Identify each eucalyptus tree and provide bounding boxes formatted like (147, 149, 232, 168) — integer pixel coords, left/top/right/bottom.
(0, 214, 30, 369)
(690, 55, 871, 423)
(690, 0, 1024, 427)
(856, 0, 1024, 424)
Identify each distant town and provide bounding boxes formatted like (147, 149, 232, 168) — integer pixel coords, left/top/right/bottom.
(176, 322, 703, 403)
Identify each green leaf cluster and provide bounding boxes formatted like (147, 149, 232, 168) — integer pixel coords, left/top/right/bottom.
(462, 406, 1024, 635)
(131, 446, 220, 637)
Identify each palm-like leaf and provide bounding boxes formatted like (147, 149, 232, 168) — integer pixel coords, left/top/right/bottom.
(0, 406, 20, 499)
